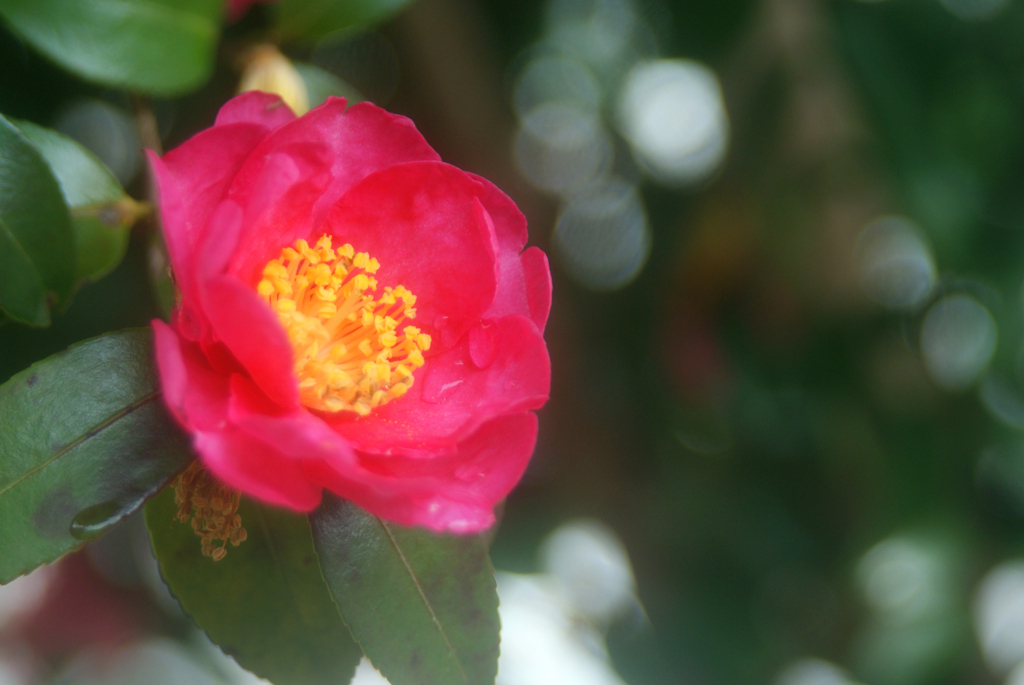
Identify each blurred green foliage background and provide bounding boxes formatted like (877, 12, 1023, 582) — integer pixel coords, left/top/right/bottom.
(6, 0, 1024, 684)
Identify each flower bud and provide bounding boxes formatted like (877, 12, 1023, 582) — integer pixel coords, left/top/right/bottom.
(238, 45, 310, 116)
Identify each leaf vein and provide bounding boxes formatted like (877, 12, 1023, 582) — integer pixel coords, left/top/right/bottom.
(0, 390, 160, 499)
(378, 517, 470, 684)
(0, 213, 46, 296)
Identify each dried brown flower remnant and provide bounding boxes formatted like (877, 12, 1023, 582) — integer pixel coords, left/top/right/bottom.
(173, 461, 248, 561)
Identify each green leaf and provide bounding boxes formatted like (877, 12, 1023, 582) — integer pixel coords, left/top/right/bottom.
(274, 0, 415, 42)
(0, 329, 192, 583)
(310, 495, 500, 685)
(0, 0, 221, 95)
(294, 63, 364, 109)
(146, 489, 362, 685)
(14, 120, 146, 284)
(14, 121, 125, 208)
(0, 114, 75, 326)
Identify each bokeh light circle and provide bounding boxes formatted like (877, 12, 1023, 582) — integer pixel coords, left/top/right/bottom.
(553, 176, 651, 290)
(616, 58, 729, 185)
(513, 102, 613, 194)
(920, 294, 997, 391)
(513, 54, 603, 119)
(857, 215, 937, 311)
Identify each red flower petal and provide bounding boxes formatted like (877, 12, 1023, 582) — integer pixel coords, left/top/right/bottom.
(201, 275, 299, 409)
(467, 172, 529, 254)
(214, 91, 296, 129)
(330, 314, 549, 454)
(470, 179, 552, 331)
(521, 246, 553, 332)
(147, 127, 265, 336)
(307, 412, 539, 532)
(319, 160, 499, 349)
(152, 320, 230, 432)
(227, 374, 356, 464)
(195, 428, 322, 511)
(225, 99, 441, 285)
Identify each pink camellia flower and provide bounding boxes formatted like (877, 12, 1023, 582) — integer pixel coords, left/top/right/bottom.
(149, 92, 551, 532)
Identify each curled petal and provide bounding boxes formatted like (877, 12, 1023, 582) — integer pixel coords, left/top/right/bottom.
(147, 127, 265, 332)
(227, 374, 356, 463)
(225, 99, 441, 284)
(471, 181, 551, 331)
(521, 247, 552, 332)
(467, 171, 528, 254)
(201, 275, 299, 410)
(152, 320, 230, 432)
(318, 161, 499, 349)
(150, 97, 294, 315)
(331, 314, 550, 454)
(308, 412, 539, 532)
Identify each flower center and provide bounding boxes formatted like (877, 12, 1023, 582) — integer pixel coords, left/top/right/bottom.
(257, 234, 431, 415)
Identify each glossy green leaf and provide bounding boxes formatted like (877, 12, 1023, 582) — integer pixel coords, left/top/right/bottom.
(310, 495, 500, 685)
(146, 490, 362, 685)
(0, 0, 221, 95)
(0, 115, 74, 327)
(15, 120, 146, 283)
(0, 329, 192, 583)
(294, 63, 364, 109)
(274, 0, 415, 42)
(14, 121, 124, 208)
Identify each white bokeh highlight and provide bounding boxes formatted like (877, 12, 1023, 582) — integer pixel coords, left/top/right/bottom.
(0, 565, 54, 630)
(979, 376, 1024, 430)
(975, 561, 1024, 674)
(616, 59, 729, 185)
(545, 0, 639, 72)
(1008, 659, 1024, 685)
(857, 215, 937, 311)
(0, 659, 28, 685)
(553, 177, 651, 290)
(539, 518, 636, 624)
(513, 54, 602, 118)
(495, 573, 627, 685)
(920, 294, 997, 391)
(513, 102, 613, 194)
(775, 658, 864, 685)
(350, 658, 391, 685)
(855, 536, 949, 624)
(53, 639, 224, 685)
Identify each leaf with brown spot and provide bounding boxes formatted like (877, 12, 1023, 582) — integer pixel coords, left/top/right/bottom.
(0, 329, 192, 583)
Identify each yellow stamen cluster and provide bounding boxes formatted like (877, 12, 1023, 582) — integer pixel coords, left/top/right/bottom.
(173, 461, 247, 561)
(257, 234, 431, 415)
